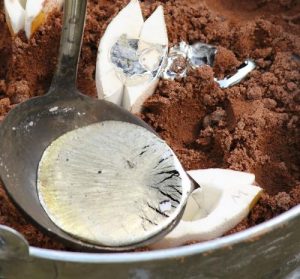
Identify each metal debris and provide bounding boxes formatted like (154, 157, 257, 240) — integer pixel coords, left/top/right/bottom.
(216, 60, 256, 88)
(110, 35, 167, 86)
(162, 41, 255, 88)
(187, 42, 217, 68)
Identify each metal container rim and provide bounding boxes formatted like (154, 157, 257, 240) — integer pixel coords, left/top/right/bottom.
(29, 204, 300, 263)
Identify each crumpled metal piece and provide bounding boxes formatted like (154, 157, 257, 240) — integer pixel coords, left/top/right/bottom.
(111, 37, 256, 89)
(162, 41, 256, 88)
(162, 42, 189, 79)
(162, 41, 217, 79)
(110, 36, 147, 77)
(110, 35, 167, 86)
(216, 59, 256, 88)
(187, 42, 217, 68)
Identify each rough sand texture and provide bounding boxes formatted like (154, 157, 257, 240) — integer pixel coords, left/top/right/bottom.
(0, 0, 299, 250)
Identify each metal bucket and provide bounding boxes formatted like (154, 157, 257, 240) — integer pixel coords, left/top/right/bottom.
(0, 204, 299, 279)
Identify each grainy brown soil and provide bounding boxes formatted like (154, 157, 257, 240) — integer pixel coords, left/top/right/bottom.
(0, 0, 299, 250)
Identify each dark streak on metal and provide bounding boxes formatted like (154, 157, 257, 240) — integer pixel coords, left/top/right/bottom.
(154, 158, 165, 169)
(158, 189, 180, 204)
(147, 202, 169, 217)
(160, 199, 170, 204)
(166, 185, 182, 195)
(140, 218, 147, 231)
(158, 172, 181, 184)
(156, 170, 180, 177)
(139, 150, 147, 156)
(126, 160, 135, 168)
(140, 216, 158, 226)
(154, 154, 172, 169)
(153, 164, 175, 172)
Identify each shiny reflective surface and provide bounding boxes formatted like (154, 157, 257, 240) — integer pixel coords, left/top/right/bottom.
(0, 0, 188, 251)
(0, 205, 299, 278)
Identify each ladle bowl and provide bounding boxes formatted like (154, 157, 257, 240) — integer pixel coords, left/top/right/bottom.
(0, 0, 187, 251)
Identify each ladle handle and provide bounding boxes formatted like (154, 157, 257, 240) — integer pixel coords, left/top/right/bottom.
(51, 0, 87, 90)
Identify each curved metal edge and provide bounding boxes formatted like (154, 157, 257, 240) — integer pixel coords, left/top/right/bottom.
(29, 204, 300, 263)
(0, 225, 29, 259)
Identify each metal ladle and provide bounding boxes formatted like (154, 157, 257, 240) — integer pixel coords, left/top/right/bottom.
(0, 0, 188, 251)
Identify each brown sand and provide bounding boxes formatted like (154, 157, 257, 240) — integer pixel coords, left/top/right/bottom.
(0, 0, 299, 250)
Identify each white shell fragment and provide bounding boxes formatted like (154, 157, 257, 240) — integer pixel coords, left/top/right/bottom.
(188, 168, 256, 188)
(96, 0, 168, 113)
(24, 0, 44, 38)
(150, 168, 262, 249)
(4, 0, 63, 38)
(138, 6, 168, 49)
(4, 0, 26, 35)
(96, 0, 143, 106)
(37, 121, 191, 247)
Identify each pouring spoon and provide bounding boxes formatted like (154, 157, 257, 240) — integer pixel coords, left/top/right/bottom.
(0, 0, 190, 251)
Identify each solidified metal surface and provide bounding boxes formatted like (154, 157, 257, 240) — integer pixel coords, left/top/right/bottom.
(37, 121, 190, 247)
(0, 0, 189, 251)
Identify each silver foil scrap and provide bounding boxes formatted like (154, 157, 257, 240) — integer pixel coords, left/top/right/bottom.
(110, 36, 256, 89)
(162, 41, 256, 88)
(162, 41, 217, 79)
